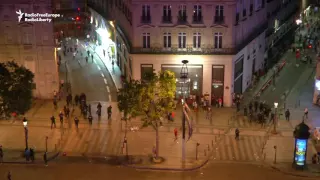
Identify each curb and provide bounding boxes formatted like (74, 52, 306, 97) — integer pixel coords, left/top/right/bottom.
(0, 151, 60, 165)
(270, 165, 320, 178)
(122, 158, 209, 171)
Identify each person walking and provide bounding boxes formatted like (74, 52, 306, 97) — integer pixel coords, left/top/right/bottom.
(243, 106, 248, 116)
(74, 117, 79, 129)
(285, 109, 290, 121)
(59, 111, 64, 124)
(174, 128, 178, 141)
(107, 105, 112, 120)
(88, 115, 93, 125)
(0, 145, 3, 163)
(235, 128, 240, 140)
(74, 94, 79, 106)
(30, 148, 35, 162)
(7, 171, 11, 180)
(43, 152, 48, 166)
(50, 116, 56, 129)
(304, 108, 308, 119)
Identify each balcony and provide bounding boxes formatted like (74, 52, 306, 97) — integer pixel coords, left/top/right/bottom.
(141, 16, 151, 24)
(192, 16, 203, 24)
(162, 16, 172, 23)
(131, 45, 236, 55)
(177, 16, 188, 24)
(214, 16, 225, 24)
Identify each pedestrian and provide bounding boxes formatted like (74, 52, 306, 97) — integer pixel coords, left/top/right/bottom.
(59, 111, 64, 124)
(218, 97, 222, 108)
(206, 107, 212, 120)
(107, 105, 112, 120)
(236, 101, 240, 112)
(87, 50, 90, 56)
(88, 104, 92, 115)
(304, 108, 308, 119)
(85, 56, 88, 63)
(30, 148, 35, 162)
(174, 128, 178, 141)
(244, 106, 248, 116)
(88, 115, 93, 125)
(235, 128, 240, 140)
(74, 94, 79, 106)
(0, 145, 3, 163)
(43, 152, 48, 166)
(112, 60, 115, 70)
(74, 117, 79, 129)
(285, 109, 290, 121)
(91, 54, 93, 61)
(50, 116, 56, 129)
(7, 171, 11, 180)
(53, 90, 57, 99)
(53, 99, 57, 109)
(24, 148, 30, 161)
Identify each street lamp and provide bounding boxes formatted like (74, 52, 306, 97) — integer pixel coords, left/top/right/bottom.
(23, 118, 28, 149)
(272, 102, 278, 134)
(180, 60, 188, 163)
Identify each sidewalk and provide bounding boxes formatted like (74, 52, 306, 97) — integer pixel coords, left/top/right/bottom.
(270, 163, 320, 177)
(1, 150, 58, 164)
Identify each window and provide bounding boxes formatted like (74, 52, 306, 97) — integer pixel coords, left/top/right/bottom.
(243, 9, 246, 17)
(141, 64, 153, 80)
(214, 32, 222, 49)
(178, 5, 187, 23)
(163, 32, 171, 48)
(178, 32, 186, 49)
(142, 33, 150, 48)
(193, 32, 201, 48)
(163, 5, 172, 23)
(193, 5, 202, 23)
(22, 28, 32, 45)
(249, 2, 253, 15)
(215, 5, 224, 23)
(141, 5, 151, 23)
(255, 0, 261, 11)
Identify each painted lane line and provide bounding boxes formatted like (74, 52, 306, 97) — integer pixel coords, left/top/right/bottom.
(106, 86, 110, 93)
(104, 78, 108, 84)
(108, 95, 112, 102)
(101, 73, 105, 78)
(97, 66, 101, 71)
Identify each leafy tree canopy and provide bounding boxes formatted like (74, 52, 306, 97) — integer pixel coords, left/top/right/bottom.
(0, 61, 35, 116)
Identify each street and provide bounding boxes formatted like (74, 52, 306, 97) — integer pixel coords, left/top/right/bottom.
(0, 162, 311, 180)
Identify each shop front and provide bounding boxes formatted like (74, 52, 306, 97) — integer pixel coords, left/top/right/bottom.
(212, 65, 225, 106)
(161, 64, 203, 100)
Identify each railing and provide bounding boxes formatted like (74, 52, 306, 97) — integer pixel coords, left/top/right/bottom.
(177, 16, 188, 24)
(131, 45, 236, 55)
(141, 16, 151, 24)
(192, 16, 203, 24)
(214, 16, 225, 24)
(162, 16, 172, 23)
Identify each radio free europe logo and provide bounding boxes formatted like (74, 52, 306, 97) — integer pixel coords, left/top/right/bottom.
(16, 9, 60, 23)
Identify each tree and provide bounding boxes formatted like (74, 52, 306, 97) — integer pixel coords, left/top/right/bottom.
(117, 80, 142, 138)
(140, 70, 176, 159)
(0, 61, 35, 117)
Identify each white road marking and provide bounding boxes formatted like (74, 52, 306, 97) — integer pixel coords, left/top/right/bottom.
(104, 78, 107, 84)
(100, 73, 104, 78)
(108, 95, 112, 102)
(106, 86, 110, 92)
(97, 66, 101, 70)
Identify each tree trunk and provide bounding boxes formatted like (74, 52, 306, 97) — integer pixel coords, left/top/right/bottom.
(155, 124, 159, 159)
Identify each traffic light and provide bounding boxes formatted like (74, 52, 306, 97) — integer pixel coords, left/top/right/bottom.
(77, 8, 80, 11)
(76, 16, 80, 21)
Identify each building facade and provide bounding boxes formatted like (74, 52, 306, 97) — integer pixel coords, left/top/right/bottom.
(130, 0, 267, 107)
(87, 0, 133, 80)
(265, 0, 300, 67)
(0, 0, 59, 99)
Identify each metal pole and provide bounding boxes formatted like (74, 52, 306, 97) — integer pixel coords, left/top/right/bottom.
(25, 127, 28, 149)
(182, 105, 186, 162)
(273, 108, 277, 133)
(273, 146, 277, 164)
(45, 136, 48, 152)
(196, 144, 198, 160)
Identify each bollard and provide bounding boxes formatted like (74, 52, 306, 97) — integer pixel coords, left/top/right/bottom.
(207, 144, 210, 151)
(204, 150, 207, 156)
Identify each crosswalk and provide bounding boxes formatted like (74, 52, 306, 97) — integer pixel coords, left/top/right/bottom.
(212, 135, 264, 161)
(61, 128, 122, 156)
(231, 116, 269, 129)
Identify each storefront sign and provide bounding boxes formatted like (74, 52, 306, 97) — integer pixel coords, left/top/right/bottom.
(294, 139, 307, 166)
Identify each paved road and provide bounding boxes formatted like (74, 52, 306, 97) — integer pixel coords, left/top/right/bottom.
(0, 162, 311, 180)
(59, 38, 117, 102)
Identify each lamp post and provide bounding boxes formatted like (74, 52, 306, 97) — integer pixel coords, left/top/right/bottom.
(45, 136, 48, 152)
(180, 60, 189, 162)
(272, 102, 278, 134)
(23, 118, 28, 149)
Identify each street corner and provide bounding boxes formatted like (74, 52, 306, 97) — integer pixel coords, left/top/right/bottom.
(122, 155, 209, 171)
(270, 163, 320, 178)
